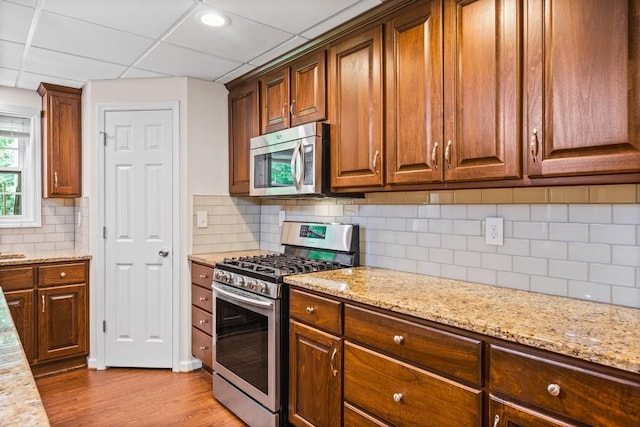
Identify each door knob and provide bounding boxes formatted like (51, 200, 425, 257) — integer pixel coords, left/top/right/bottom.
(158, 249, 169, 257)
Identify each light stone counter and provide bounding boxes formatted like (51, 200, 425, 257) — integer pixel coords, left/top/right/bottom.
(0, 250, 91, 267)
(0, 290, 50, 426)
(284, 266, 640, 375)
(188, 250, 274, 267)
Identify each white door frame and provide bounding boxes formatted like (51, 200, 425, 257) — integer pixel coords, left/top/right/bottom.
(93, 102, 180, 371)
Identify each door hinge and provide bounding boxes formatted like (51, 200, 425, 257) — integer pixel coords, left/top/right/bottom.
(103, 320, 106, 333)
(103, 226, 107, 239)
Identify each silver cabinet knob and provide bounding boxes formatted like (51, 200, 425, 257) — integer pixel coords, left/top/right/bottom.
(60, 272, 66, 278)
(392, 393, 403, 403)
(393, 335, 404, 344)
(158, 249, 169, 257)
(199, 296, 207, 302)
(199, 274, 207, 279)
(199, 346, 208, 351)
(305, 306, 314, 314)
(547, 383, 561, 397)
(199, 319, 208, 325)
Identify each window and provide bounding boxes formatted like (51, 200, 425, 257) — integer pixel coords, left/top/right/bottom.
(0, 106, 41, 227)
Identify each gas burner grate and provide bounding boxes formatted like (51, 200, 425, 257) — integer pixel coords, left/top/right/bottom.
(220, 254, 345, 279)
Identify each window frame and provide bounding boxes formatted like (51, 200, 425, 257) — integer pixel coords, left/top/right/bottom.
(0, 105, 42, 228)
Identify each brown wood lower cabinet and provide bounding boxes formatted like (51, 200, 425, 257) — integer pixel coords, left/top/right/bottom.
(190, 262, 214, 370)
(489, 396, 579, 427)
(1, 260, 89, 377)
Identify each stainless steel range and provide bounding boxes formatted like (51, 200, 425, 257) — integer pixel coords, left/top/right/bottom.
(211, 221, 359, 427)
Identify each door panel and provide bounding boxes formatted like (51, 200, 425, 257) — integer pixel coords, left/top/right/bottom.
(104, 109, 173, 368)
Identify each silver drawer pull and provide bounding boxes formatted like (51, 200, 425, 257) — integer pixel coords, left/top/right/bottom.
(60, 272, 67, 278)
(199, 296, 207, 302)
(305, 306, 314, 314)
(199, 274, 207, 279)
(393, 335, 404, 344)
(199, 346, 208, 351)
(392, 393, 403, 403)
(199, 319, 208, 325)
(493, 415, 500, 427)
(547, 383, 561, 397)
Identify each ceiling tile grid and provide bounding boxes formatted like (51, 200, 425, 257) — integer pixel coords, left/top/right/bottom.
(0, 0, 384, 91)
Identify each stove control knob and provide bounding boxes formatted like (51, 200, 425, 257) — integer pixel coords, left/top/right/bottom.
(257, 282, 267, 294)
(223, 272, 232, 283)
(214, 270, 222, 281)
(247, 280, 257, 290)
(234, 276, 245, 287)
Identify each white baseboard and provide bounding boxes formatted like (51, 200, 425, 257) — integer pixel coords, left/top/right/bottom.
(179, 357, 203, 372)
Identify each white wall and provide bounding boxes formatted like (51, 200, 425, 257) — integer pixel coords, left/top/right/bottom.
(0, 86, 40, 109)
(82, 77, 229, 371)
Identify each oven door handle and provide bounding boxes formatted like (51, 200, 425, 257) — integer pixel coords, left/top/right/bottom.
(213, 284, 275, 309)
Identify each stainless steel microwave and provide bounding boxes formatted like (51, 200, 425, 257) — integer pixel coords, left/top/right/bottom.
(249, 122, 330, 197)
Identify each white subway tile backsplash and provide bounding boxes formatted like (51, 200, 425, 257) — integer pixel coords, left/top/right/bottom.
(417, 205, 441, 218)
(481, 253, 512, 271)
(417, 261, 441, 276)
(530, 205, 568, 222)
(386, 218, 408, 231)
(467, 205, 497, 220)
(395, 232, 418, 246)
(497, 238, 530, 256)
(612, 286, 640, 307)
(590, 224, 636, 245)
(441, 264, 467, 281)
(531, 276, 568, 297)
(531, 240, 568, 260)
(513, 222, 549, 240)
(454, 220, 481, 236)
(396, 258, 417, 273)
(442, 235, 467, 250)
(549, 223, 589, 242)
(497, 205, 530, 221)
(417, 233, 441, 248)
(467, 268, 497, 286)
(441, 205, 468, 219)
(569, 205, 612, 224)
(497, 271, 529, 290)
(410, 219, 429, 232)
(429, 248, 454, 264)
(513, 256, 547, 276)
(612, 205, 640, 224)
(429, 219, 453, 234)
(549, 259, 588, 281)
(568, 242, 611, 264)
(611, 245, 640, 267)
(589, 263, 636, 287)
(454, 251, 482, 267)
(568, 280, 611, 304)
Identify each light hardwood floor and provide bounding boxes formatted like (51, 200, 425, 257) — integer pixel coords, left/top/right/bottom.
(36, 368, 247, 426)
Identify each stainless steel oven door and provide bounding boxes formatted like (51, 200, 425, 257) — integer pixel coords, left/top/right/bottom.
(212, 282, 280, 412)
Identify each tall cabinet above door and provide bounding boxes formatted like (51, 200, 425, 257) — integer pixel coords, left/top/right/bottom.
(526, 0, 640, 177)
(37, 83, 82, 198)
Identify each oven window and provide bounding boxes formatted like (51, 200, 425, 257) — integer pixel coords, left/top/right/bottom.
(216, 298, 269, 394)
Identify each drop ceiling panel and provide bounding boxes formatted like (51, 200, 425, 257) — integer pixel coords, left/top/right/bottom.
(136, 43, 241, 81)
(203, 0, 361, 35)
(0, 40, 25, 69)
(215, 63, 260, 84)
(41, 0, 196, 39)
(6, 0, 37, 6)
(19, 70, 83, 90)
(0, 67, 19, 87)
(166, 9, 292, 63)
(23, 47, 126, 82)
(32, 12, 155, 65)
(301, 0, 383, 40)
(0, 1, 35, 44)
(249, 36, 310, 67)
(122, 68, 171, 79)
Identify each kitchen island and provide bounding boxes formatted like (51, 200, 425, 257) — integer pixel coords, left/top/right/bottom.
(0, 289, 49, 426)
(284, 266, 640, 374)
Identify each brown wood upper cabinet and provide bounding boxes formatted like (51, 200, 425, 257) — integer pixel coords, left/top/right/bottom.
(526, 0, 640, 177)
(228, 80, 259, 195)
(329, 25, 384, 189)
(260, 50, 326, 134)
(38, 83, 82, 198)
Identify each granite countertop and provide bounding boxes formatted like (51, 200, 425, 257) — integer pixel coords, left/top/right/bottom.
(188, 250, 274, 267)
(0, 290, 50, 426)
(284, 266, 640, 375)
(0, 250, 91, 267)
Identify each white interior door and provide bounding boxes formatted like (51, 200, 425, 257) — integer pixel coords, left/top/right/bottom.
(104, 109, 174, 368)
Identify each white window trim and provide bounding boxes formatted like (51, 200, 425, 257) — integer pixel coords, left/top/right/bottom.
(0, 105, 42, 228)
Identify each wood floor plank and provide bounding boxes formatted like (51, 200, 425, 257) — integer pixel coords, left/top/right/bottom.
(36, 368, 247, 426)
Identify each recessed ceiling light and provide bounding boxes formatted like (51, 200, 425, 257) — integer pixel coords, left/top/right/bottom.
(198, 11, 228, 27)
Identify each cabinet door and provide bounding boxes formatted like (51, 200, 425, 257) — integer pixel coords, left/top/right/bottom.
(289, 319, 342, 427)
(228, 80, 259, 195)
(37, 284, 87, 362)
(329, 25, 384, 189)
(489, 397, 579, 427)
(260, 67, 290, 134)
(443, 0, 522, 181)
(4, 289, 35, 362)
(291, 50, 326, 127)
(386, 0, 444, 185)
(526, 0, 640, 176)
(39, 83, 82, 198)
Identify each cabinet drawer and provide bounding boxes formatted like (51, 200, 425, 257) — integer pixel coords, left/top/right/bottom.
(192, 284, 212, 313)
(345, 304, 482, 385)
(191, 263, 213, 289)
(290, 288, 342, 335)
(192, 326, 212, 368)
(192, 305, 213, 336)
(490, 344, 640, 426)
(344, 342, 482, 426)
(38, 263, 86, 287)
(0, 266, 34, 291)
(343, 403, 390, 427)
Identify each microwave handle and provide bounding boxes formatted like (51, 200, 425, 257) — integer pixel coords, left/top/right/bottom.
(291, 141, 303, 190)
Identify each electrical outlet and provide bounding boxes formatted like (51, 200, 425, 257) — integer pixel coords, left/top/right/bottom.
(278, 210, 286, 226)
(196, 211, 208, 228)
(485, 217, 504, 245)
